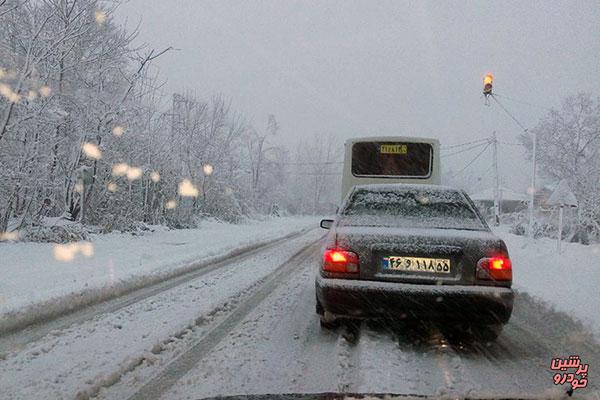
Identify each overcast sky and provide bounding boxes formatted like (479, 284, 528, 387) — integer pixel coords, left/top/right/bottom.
(117, 0, 600, 191)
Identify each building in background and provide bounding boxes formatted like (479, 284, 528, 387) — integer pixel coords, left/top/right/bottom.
(470, 186, 528, 220)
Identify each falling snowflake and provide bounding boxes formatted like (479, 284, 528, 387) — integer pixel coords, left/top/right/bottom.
(150, 171, 161, 183)
(112, 126, 124, 137)
(53, 242, 94, 262)
(106, 182, 118, 192)
(0, 231, 19, 241)
(203, 164, 214, 176)
(126, 167, 143, 181)
(39, 85, 51, 97)
(74, 182, 84, 193)
(178, 179, 199, 197)
(95, 10, 107, 25)
(82, 142, 102, 160)
(112, 163, 129, 176)
(165, 199, 177, 209)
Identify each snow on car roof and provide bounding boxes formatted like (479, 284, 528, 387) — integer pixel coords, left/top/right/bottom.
(351, 183, 459, 193)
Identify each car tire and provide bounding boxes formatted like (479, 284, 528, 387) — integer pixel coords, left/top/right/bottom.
(472, 323, 503, 341)
(316, 298, 324, 315)
(319, 316, 340, 330)
(319, 312, 339, 330)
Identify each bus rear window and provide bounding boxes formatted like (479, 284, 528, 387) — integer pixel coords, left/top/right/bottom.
(351, 142, 433, 177)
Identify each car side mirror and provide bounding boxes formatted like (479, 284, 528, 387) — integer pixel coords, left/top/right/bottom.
(320, 219, 334, 229)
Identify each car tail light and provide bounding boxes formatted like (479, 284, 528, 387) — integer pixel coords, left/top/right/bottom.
(477, 256, 512, 281)
(323, 249, 359, 273)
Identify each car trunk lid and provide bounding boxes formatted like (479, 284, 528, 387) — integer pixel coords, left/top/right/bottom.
(335, 225, 500, 286)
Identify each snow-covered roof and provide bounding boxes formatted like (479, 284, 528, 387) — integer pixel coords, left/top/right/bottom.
(352, 183, 457, 192)
(547, 179, 578, 207)
(470, 187, 528, 202)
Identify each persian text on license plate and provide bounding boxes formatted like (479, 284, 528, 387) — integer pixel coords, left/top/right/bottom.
(383, 256, 451, 274)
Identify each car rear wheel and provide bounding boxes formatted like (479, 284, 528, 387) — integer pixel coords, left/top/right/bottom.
(319, 312, 339, 329)
(315, 298, 324, 315)
(472, 323, 503, 341)
(319, 317, 338, 329)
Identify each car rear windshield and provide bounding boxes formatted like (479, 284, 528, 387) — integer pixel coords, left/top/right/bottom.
(341, 188, 487, 230)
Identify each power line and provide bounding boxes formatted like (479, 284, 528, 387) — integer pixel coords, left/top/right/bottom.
(490, 95, 529, 132)
(453, 142, 491, 176)
(493, 92, 553, 112)
(441, 138, 490, 150)
(441, 140, 490, 158)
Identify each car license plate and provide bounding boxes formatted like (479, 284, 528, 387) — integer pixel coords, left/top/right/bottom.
(383, 256, 451, 274)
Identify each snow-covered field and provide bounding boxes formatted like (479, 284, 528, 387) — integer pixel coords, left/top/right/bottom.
(0, 216, 317, 333)
(494, 226, 600, 336)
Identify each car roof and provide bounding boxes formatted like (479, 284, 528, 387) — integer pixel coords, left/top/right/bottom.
(351, 183, 461, 193)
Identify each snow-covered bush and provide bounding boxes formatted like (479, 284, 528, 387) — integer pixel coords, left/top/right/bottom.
(508, 209, 589, 243)
(19, 223, 90, 243)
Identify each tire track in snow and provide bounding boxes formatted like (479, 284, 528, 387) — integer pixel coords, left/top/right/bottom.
(334, 323, 361, 393)
(103, 254, 599, 399)
(126, 240, 320, 400)
(0, 230, 323, 400)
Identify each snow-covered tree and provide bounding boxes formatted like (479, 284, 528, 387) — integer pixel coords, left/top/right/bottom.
(520, 93, 600, 240)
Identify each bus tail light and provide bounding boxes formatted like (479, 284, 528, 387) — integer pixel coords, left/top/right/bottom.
(323, 249, 359, 274)
(477, 256, 512, 281)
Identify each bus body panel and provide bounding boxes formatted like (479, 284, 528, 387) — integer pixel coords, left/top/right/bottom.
(341, 136, 441, 201)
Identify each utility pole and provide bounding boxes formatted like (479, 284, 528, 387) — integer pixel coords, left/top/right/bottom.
(527, 129, 536, 239)
(492, 132, 500, 226)
(487, 92, 537, 239)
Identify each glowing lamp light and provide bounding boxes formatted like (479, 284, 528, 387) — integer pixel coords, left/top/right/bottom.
(483, 73, 494, 95)
(490, 258, 505, 270)
(329, 251, 348, 263)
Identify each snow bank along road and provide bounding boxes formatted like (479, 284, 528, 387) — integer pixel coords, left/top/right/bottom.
(0, 216, 317, 334)
(1, 229, 600, 399)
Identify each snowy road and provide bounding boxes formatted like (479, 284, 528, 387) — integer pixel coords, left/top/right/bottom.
(1, 229, 599, 399)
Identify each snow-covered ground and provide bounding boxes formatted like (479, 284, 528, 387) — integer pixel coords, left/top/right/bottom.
(0, 216, 317, 333)
(1, 222, 599, 399)
(493, 225, 600, 336)
(0, 230, 324, 400)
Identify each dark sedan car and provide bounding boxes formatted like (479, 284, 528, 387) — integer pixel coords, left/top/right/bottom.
(315, 183, 514, 340)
